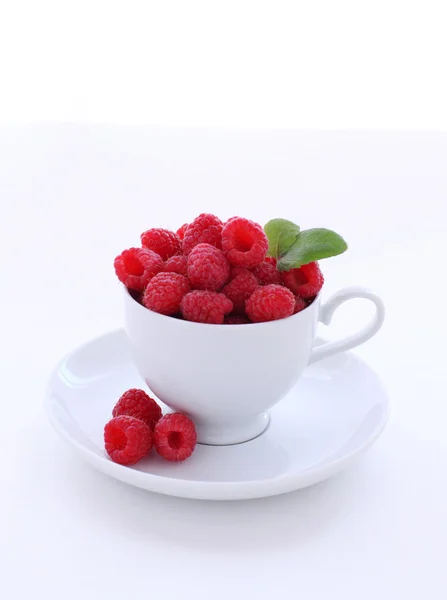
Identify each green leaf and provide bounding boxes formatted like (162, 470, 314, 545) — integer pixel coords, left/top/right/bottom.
(264, 219, 300, 259)
(277, 228, 348, 271)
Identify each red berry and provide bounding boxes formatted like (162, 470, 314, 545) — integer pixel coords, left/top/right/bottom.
(187, 243, 230, 291)
(181, 290, 233, 324)
(222, 217, 268, 268)
(293, 295, 306, 314)
(143, 273, 190, 315)
(251, 261, 282, 285)
(114, 247, 164, 291)
(104, 415, 153, 465)
(281, 262, 324, 298)
(246, 284, 295, 323)
(182, 213, 223, 254)
(224, 314, 250, 324)
(112, 388, 162, 430)
(221, 269, 259, 314)
(141, 228, 181, 260)
(229, 266, 250, 278)
(154, 413, 197, 462)
(163, 254, 188, 276)
(176, 223, 189, 240)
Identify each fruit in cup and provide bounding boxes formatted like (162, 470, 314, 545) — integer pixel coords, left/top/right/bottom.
(163, 254, 188, 276)
(293, 295, 307, 314)
(141, 228, 181, 260)
(182, 213, 223, 254)
(246, 285, 296, 322)
(281, 262, 324, 298)
(114, 247, 163, 291)
(180, 290, 233, 324)
(186, 244, 230, 291)
(221, 218, 269, 268)
(221, 268, 259, 314)
(251, 260, 282, 285)
(143, 273, 190, 316)
(113, 214, 347, 323)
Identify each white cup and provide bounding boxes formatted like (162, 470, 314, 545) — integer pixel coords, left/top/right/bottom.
(124, 286, 385, 445)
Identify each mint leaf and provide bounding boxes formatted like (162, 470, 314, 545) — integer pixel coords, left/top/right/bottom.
(277, 228, 348, 271)
(264, 219, 300, 259)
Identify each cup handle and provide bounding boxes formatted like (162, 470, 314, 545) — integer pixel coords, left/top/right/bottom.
(308, 286, 385, 365)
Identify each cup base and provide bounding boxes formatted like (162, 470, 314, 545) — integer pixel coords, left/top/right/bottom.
(194, 412, 270, 446)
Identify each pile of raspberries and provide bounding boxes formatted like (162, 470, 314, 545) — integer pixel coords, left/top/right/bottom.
(114, 214, 323, 324)
(105, 389, 197, 465)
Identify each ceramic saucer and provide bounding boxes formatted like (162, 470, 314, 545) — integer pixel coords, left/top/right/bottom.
(45, 329, 389, 501)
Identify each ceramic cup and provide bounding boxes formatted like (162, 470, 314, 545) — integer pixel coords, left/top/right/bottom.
(124, 286, 385, 445)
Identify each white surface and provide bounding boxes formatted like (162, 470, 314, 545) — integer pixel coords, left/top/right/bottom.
(1, 126, 446, 598)
(1, 1, 447, 129)
(46, 329, 389, 499)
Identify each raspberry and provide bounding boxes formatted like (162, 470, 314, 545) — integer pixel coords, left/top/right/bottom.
(281, 262, 324, 298)
(251, 261, 282, 286)
(181, 290, 233, 324)
(224, 314, 250, 324)
(143, 273, 190, 315)
(182, 213, 223, 254)
(222, 217, 268, 268)
(141, 228, 181, 260)
(229, 266, 250, 278)
(112, 388, 162, 430)
(246, 284, 295, 322)
(221, 269, 259, 314)
(265, 257, 277, 266)
(176, 223, 189, 240)
(163, 254, 188, 276)
(104, 415, 153, 465)
(114, 247, 164, 291)
(306, 295, 317, 306)
(187, 243, 230, 291)
(154, 413, 197, 462)
(293, 295, 306, 314)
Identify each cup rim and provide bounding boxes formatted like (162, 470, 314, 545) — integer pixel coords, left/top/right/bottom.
(124, 285, 320, 329)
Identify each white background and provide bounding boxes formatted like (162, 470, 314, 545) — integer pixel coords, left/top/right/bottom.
(1, 0, 447, 128)
(1, 3, 447, 600)
(1, 126, 446, 599)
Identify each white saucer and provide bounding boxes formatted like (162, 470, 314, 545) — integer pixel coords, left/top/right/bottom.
(45, 330, 389, 501)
